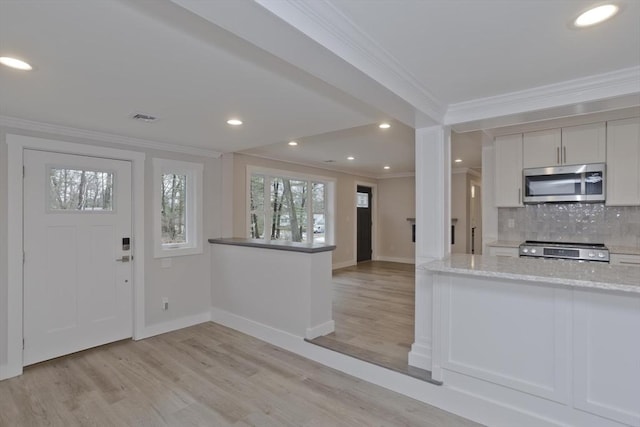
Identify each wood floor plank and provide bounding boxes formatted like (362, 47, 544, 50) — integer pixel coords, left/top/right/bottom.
(0, 322, 481, 427)
(312, 261, 416, 373)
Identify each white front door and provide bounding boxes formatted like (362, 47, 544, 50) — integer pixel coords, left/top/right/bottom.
(23, 149, 133, 365)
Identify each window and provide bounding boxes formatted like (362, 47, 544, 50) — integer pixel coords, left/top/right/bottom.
(153, 158, 203, 258)
(48, 167, 114, 211)
(356, 191, 369, 208)
(248, 168, 333, 244)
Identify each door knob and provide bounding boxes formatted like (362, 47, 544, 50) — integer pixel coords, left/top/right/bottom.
(116, 255, 131, 262)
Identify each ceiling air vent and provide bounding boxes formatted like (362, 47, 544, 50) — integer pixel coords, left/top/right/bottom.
(131, 113, 157, 122)
(324, 160, 336, 163)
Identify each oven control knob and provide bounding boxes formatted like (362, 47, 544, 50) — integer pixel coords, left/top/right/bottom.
(522, 248, 529, 253)
(588, 252, 595, 258)
(530, 248, 537, 254)
(598, 252, 605, 258)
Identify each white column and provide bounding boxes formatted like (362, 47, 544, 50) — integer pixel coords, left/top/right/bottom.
(220, 153, 234, 238)
(408, 125, 450, 371)
(481, 133, 498, 253)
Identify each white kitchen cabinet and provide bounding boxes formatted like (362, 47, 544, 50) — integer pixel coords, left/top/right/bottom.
(523, 123, 606, 168)
(610, 253, 640, 267)
(606, 117, 640, 206)
(561, 122, 606, 165)
(523, 128, 560, 168)
(494, 134, 523, 207)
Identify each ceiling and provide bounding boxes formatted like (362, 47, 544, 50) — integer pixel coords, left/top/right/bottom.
(1, 0, 638, 177)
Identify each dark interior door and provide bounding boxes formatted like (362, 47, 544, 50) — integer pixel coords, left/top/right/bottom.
(357, 185, 372, 262)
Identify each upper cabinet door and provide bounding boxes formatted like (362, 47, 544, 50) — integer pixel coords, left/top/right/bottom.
(523, 128, 561, 168)
(561, 122, 606, 166)
(606, 117, 640, 206)
(495, 134, 523, 207)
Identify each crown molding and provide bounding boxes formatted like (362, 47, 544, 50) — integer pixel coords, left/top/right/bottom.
(452, 167, 481, 178)
(0, 116, 222, 158)
(254, 0, 446, 122)
(445, 66, 640, 126)
(376, 172, 415, 179)
(238, 153, 382, 180)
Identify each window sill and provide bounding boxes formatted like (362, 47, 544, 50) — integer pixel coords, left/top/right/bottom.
(154, 246, 203, 259)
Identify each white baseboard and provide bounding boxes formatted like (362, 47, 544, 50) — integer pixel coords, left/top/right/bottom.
(0, 362, 22, 381)
(208, 307, 560, 427)
(374, 256, 415, 264)
(332, 260, 356, 270)
(306, 320, 335, 339)
(408, 341, 432, 371)
(210, 307, 303, 349)
(137, 311, 211, 340)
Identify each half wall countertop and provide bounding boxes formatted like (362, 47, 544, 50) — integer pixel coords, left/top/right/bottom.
(420, 254, 640, 294)
(209, 237, 336, 254)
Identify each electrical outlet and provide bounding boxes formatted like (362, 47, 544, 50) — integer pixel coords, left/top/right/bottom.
(507, 218, 515, 229)
(162, 297, 169, 311)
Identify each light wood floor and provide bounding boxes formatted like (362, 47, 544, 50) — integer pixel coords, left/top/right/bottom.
(311, 261, 416, 374)
(0, 322, 481, 427)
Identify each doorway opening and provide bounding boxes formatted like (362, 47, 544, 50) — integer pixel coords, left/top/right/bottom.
(4, 134, 146, 380)
(356, 185, 373, 263)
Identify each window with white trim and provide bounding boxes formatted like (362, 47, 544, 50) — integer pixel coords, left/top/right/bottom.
(153, 158, 203, 258)
(248, 168, 334, 244)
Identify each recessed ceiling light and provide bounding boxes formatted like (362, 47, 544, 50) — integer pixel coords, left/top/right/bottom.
(574, 4, 619, 27)
(383, 165, 391, 170)
(0, 56, 32, 71)
(288, 141, 298, 146)
(347, 156, 355, 160)
(455, 158, 463, 163)
(379, 123, 391, 129)
(227, 119, 243, 126)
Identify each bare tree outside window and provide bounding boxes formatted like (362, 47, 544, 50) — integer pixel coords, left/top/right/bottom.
(312, 182, 326, 242)
(250, 175, 265, 238)
(161, 173, 187, 244)
(49, 168, 113, 211)
(250, 172, 326, 243)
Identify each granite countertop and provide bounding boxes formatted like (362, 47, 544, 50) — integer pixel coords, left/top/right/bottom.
(420, 254, 640, 294)
(208, 238, 336, 254)
(608, 246, 640, 256)
(486, 240, 522, 248)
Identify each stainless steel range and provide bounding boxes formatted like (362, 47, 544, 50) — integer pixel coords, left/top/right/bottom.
(519, 241, 610, 262)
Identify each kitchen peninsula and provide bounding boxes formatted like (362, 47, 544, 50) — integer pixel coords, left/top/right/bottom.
(418, 254, 640, 427)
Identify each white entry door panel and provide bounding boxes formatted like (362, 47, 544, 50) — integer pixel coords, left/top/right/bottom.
(24, 150, 133, 365)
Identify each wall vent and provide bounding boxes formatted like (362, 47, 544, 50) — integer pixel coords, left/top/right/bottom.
(131, 113, 158, 122)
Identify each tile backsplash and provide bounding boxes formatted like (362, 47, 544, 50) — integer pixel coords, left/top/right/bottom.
(498, 204, 640, 248)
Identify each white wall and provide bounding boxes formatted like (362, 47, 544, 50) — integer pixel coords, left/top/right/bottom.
(0, 125, 222, 373)
(450, 171, 469, 254)
(0, 136, 8, 367)
(142, 148, 220, 326)
(377, 176, 415, 263)
(232, 153, 377, 268)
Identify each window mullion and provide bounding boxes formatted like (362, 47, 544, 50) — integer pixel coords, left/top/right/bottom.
(264, 175, 272, 241)
(307, 180, 313, 242)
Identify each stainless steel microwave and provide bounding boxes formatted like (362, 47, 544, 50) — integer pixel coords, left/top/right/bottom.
(523, 163, 605, 203)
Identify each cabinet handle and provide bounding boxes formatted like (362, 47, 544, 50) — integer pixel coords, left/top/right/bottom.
(619, 261, 640, 265)
(518, 188, 521, 204)
(557, 147, 560, 164)
(563, 146, 567, 164)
